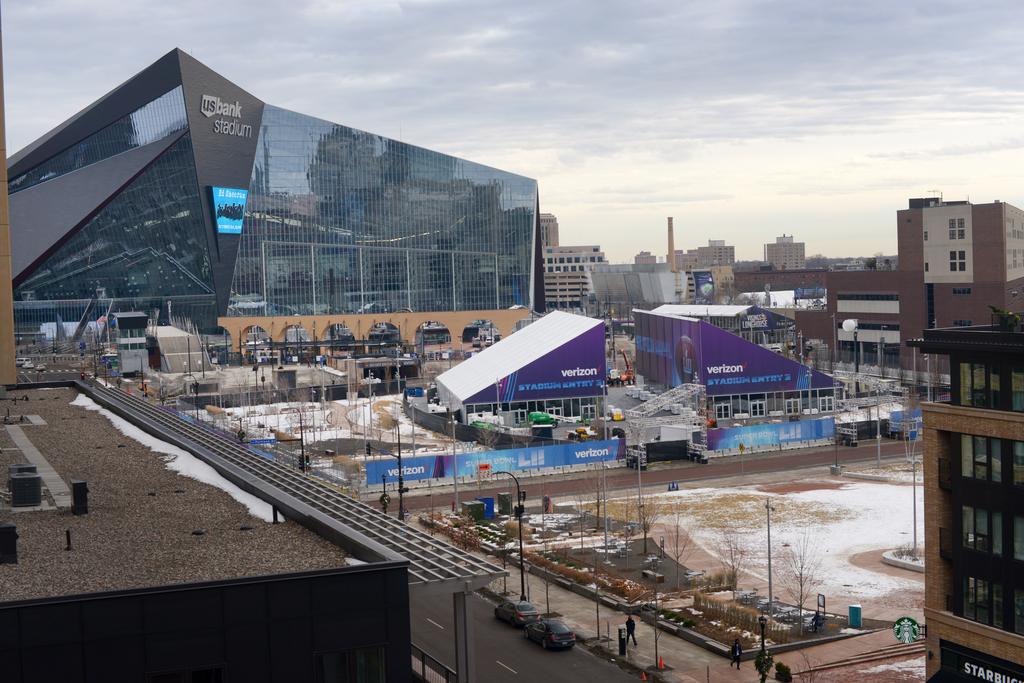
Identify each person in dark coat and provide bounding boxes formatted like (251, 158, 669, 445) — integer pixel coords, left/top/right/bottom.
(625, 615, 637, 646)
(731, 639, 743, 668)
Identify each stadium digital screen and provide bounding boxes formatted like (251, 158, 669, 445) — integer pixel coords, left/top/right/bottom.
(210, 186, 248, 235)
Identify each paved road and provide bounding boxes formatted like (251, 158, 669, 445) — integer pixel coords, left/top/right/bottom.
(410, 589, 635, 682)
(404, 438, 909, 510)
(15, 370, 82, 384)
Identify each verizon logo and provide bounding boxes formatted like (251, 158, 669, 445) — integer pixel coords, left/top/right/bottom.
(706, 363, 745, 375)
(561, 367, 598, 377)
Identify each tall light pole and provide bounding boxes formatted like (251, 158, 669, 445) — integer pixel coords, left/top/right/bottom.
(495, 470, 527, 601)
(765, 498, 775, 618)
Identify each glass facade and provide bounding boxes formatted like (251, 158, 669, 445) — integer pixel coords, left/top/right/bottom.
(14, 134, 215, 329)
(9, 87, 187, 194)
(228, 105, 536, 316)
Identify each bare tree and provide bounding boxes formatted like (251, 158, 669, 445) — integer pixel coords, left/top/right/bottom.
(781, 531, 823, 634)
(711, 527, 749, 596)
(638, 498, 669, 555)
(664, 506, 696, 590)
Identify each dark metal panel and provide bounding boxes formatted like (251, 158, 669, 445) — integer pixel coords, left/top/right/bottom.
(8, 50, 183, 177)
(10, 133, 183, 283)
(177, 51, 265, 318)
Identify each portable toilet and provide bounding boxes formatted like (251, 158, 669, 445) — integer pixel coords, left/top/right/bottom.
(477, 497, 495, 520)
(848, 604, 862, 629)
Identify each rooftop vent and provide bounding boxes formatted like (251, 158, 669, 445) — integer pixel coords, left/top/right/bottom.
(10, 472, 42, 507)
(8, 464, 37, 490)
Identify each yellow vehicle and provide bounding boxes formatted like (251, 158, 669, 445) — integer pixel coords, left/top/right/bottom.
(609, 408, 625, 422)
(567, 427, 591, 441)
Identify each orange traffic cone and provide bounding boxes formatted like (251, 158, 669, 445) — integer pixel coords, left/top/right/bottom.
(658, 656, 664, 670)
(640, 673, 647, 681)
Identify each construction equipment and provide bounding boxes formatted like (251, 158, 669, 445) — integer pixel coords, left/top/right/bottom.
(527, 411, 558, 427)
(620, 350, 635, 385)
(566, 426, 592, 441)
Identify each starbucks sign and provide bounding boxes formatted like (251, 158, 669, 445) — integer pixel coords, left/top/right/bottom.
(892, 616, 919, 644)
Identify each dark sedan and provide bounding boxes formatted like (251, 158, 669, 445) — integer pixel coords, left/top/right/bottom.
(494, 600, 541, 626)
(524, 619, 576, 649)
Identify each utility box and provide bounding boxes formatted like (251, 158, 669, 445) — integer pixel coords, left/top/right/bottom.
(497, 492, 513, 516)
(0, 523, 17, 564)
(477, 497, 495, 520)
(461, 500, 485, 522)
(72, 480, 89, 515)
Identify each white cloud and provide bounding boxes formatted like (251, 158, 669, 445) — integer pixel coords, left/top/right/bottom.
(7, 0, 1024, 260)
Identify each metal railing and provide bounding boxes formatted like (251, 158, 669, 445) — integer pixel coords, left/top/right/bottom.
(411, 643, 456, 682)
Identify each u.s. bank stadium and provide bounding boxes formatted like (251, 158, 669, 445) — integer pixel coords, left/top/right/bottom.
(8, 48, 542, 347)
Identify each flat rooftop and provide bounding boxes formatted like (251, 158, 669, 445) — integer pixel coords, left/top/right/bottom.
(0, 387, 347, 603)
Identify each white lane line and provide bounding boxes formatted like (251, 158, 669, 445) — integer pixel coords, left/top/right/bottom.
(426, 618, 445, 630)
(496, 660, 518, 674)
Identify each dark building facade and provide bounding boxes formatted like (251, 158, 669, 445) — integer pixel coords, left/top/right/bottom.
(0, 565, 409, 683)
(909, 325, 1024, 682)
(8, 49, 540, 336)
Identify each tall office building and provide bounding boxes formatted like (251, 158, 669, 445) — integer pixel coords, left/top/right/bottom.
(8, 49, 541, 342)
(764, 234, 806, 270)
(543, 245, 605, 310)
(539, 213, 559, 248)
(909, 325, 1024, 681)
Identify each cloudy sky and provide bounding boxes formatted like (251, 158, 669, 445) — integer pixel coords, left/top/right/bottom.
(6, 0, 1024, 262)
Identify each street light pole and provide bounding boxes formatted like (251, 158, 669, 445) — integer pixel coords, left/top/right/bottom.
(765, 498, 775, 619)
(495, 470, 527, 601)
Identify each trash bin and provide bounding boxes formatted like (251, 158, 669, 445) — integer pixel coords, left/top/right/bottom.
(848, 604, 862, 629)
(617, 626, 627, 656)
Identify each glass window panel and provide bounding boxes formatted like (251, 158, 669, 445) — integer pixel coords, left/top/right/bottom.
(993, 511, 1002, 557)
(228, 105, 536, 317)
(13, 134, 214, 327)
(994, 584, 1003, 629)
(963, 505, 975, 548)
(1015, 517, 1024, 561)
(962, 434, 974, 477)
(1016, 590, 1024, 635)
(960, 363, 972, 406)
(992, 369, 1002, 407)
(1015, 442, 1024, 485)
(993, 439, 1002, 482)
(10, 87, 187, 193)
(1013, 369, 1024, 411)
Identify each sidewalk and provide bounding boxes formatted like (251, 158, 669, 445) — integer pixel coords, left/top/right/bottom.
(484, 548, 923, 682)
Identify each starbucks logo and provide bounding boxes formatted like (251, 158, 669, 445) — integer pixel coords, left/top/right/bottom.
(892, 616, 920, 644)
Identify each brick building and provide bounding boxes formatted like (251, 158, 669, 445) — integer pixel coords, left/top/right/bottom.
(796, 198, 1024, 371)
(908, 325, 1024, 682)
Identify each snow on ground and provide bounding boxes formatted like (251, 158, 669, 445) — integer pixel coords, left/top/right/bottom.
(71, 394, 276, 522)
(847, 462, 923, 484)
(860, 657, 926, 677)
(634, 480, 925, 602)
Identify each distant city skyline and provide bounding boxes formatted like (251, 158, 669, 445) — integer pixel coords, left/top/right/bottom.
(6, 2, 1024, 262)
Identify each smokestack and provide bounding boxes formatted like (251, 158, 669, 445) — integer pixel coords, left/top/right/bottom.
(667, 217, 677, 272)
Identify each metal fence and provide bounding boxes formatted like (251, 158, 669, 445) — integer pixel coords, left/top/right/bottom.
(411, 643, 456, 683)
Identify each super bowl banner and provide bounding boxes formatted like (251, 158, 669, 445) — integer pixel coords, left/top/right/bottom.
(706, 417, 834, 451)
(693, 271, 714, 304)
(365, 439, 625, 484)
(635, 309, 832, 396)
(210, 186, 248, 235)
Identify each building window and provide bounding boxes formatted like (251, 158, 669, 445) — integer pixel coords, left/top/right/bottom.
(963, 505, 990, 553)
(960, 362, 995, 408)
(953, 320, 973, 327)
(317, 647, 386, 683)
(925, 262, 929, 272)
(1017, 590, 1024, 634)
(950, 250, 966, 271)
(953, 287, 972, 295)
(785, 397, 800, 414)
(750, 400, 766, 417)
(949, 219, 957, 240)
(964, 576, 992, 624)
(1015, 516, 1024, 561)
(715, 403, 731, 419)
(1014, 442, 1024, 485)
(961, 434, 1002, 482)
(819, 395, 834, 412)
(1012, 369, 1024, 411)
(924, 230, 928, 241)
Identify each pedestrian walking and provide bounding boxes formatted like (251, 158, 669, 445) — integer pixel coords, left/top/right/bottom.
(625, 615, 637, 646)
(730, 638, 742, 668)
